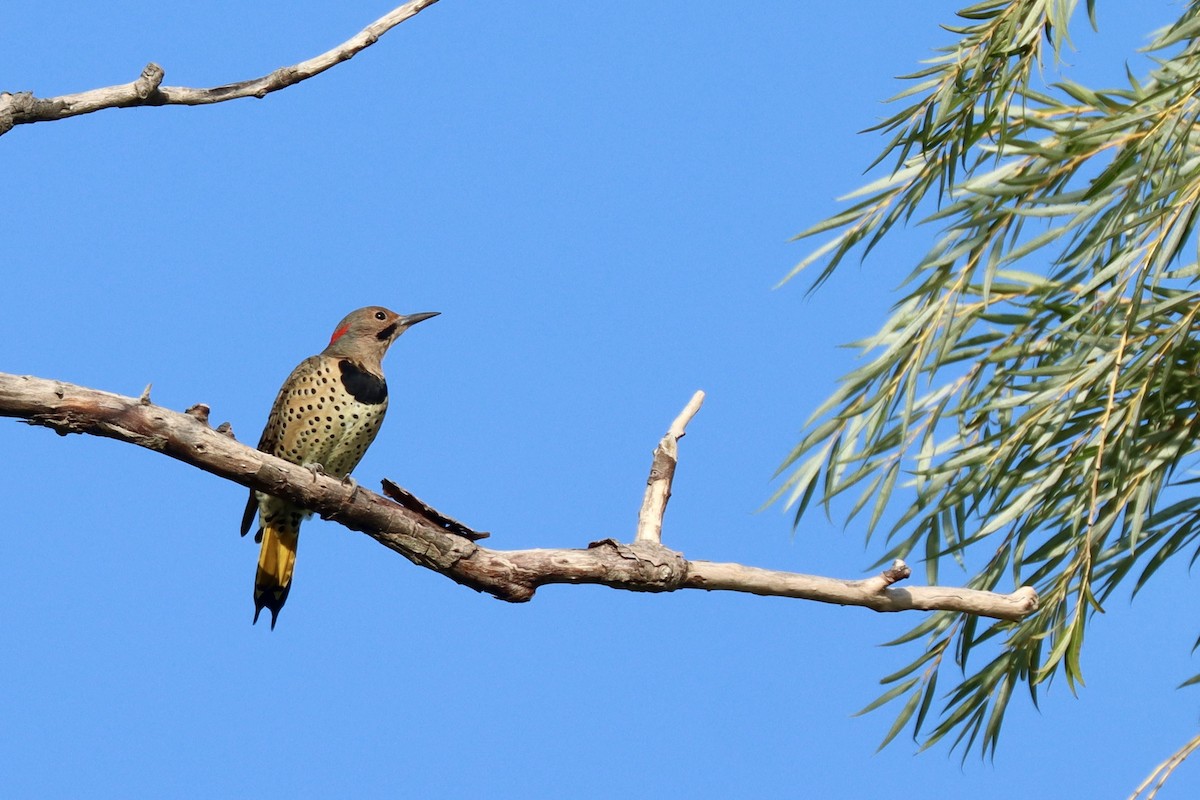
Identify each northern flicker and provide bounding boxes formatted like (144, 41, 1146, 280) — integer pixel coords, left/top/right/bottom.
(240, 305, 439, 628)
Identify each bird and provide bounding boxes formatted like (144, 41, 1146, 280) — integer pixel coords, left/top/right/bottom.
(240, 305, 439, 628)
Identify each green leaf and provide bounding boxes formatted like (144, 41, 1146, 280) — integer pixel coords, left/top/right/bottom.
(855, 677, 920, 717)
(876, 684, 924, 751)
(777, 0, 1200, 764)
(1177, 673, 1200, 689)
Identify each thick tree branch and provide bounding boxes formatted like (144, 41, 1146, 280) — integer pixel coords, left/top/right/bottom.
(0, 0, 439, 136)
(0, 372, 1039, 621)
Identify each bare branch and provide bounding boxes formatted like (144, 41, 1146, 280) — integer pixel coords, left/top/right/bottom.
(0, 372, 1039, 620)
(635, 390, 704, 545)
(1129, 732, 1200, 800)
(0, 0, 440, 136)
(684, 561, 1038, 618)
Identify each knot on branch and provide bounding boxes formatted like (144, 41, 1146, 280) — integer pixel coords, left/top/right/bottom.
(26, 412, 81, 437)
(858, 559, 914, 595)
(264, 66, 300, 93)
(646, 448, 676, 485)
(881, 559, 911, 585)
(588, 539, 689, 592)
(185, 403, 211, 425)
(0, 91, 65, 132)
(0, 95, 14, 136)
(134, 63, 165, 101)
(1011, 585, 1039, 613)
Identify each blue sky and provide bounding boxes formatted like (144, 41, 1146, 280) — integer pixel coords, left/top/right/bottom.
(3, 2, 1198, 797)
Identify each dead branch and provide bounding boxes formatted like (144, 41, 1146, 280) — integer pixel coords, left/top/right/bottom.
(0, 371, 1039, 621)
(635, 390, 704, 545)
(0, 0, 440, 136)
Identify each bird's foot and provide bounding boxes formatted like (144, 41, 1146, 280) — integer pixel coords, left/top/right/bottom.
(301, 462, 327, 482)
(341, 474, 360, 502)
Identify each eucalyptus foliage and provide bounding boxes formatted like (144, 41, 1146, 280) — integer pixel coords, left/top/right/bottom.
(779, 0, 1200, 767)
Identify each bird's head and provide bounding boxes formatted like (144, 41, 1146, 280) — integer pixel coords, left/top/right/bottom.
(322, 306, 439, 365)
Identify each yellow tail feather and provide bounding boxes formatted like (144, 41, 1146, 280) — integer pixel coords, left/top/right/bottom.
(253, 522, 299, 629)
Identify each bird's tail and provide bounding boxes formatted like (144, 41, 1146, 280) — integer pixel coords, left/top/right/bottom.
(253, 522, 299, 629)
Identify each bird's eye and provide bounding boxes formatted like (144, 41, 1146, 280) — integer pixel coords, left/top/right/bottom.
(374, 311, 386, 321)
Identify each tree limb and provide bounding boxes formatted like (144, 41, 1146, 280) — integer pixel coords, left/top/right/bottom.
(0, 0, 440, 137)
(635, 389, 704, 544)
(0, 372, 1039, 621)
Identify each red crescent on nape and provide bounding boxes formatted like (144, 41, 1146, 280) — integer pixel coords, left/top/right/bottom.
(329, 323, 351, 344)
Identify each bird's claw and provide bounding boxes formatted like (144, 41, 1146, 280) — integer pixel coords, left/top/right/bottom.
(301, 462, 326, 482)
(341, 474, 360, 502)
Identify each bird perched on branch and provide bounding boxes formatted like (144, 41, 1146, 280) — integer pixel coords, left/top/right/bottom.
(240, 305, 439, 628)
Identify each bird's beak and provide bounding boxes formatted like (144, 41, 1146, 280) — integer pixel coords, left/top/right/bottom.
(401, 311, 440, 328)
